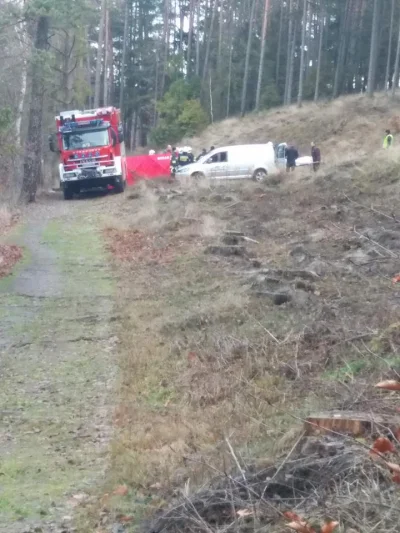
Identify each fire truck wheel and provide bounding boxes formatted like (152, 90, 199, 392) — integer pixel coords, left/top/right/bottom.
(114, 177, 126, 194)
(63, 185, 73, 200)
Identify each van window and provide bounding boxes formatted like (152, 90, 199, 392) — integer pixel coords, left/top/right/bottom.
(207, 151, 228, 163)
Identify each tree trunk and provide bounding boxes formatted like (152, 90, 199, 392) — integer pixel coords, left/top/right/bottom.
(287, 20, 297, 105)
(187, 0, 195, 76)
(209, 73, 214, 122)
(94, 0, 106, 108)
(314, 0, 324, 102)
(21, 16, 49, 203)
(385, 0, 395, 91)
(195, 0, 201, 76)
(392, 16, 400, 98)
(240, 0, 257, 116)
(160, 0, 170, 97)
(119, 0, 129, 111)
(61, 31, 73, 106)
(103, 2, 109, 105)
(367, 0, 380, 97)
(255, 0, 270, 110)
(107, 14, 113, 104)
(179, 0, 184, 59)
(275, 0, 284, 88)
(332, 0, 350, 98)
(226, 8, 234, 117)
(202, 0, 218, 84)
(217, 0, 223, 72)
(86, 26, 92, 108)
(284, 0, 293, 105)
(297, 0, 307, 107)
(16, 65, 27, 144)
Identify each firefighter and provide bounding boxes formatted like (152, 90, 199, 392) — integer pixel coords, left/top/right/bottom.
(177, 147, 191, 166)
(383, 129, 393, 149)
(170, 148, 178, 177)
(187, 147, 194, 164)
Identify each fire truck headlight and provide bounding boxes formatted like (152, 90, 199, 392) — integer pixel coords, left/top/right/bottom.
(103, 168, 116, 175)
(64, 172, 77, 180)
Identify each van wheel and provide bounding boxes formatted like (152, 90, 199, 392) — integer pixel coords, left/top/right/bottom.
(192, 172, 205, 180)
(253, 168, 267, 182)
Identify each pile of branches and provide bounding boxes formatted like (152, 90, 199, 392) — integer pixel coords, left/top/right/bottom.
(147, 436, 399, 533)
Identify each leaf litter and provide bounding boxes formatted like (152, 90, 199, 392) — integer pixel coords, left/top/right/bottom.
(0, 244, 23, 278)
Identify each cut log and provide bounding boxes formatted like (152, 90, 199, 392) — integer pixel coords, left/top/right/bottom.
(205, 245, 247, 257)
(304, 411, 400, 437)
(224, 230, 245, 236)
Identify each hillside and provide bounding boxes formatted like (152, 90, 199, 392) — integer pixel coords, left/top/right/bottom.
(187, 94, 400, 159)
(94, 95, 400, 532)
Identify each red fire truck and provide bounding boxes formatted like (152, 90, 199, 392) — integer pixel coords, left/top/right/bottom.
(49, 107, 127, 200)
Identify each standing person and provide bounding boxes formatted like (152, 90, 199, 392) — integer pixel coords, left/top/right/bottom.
(311, 142, 321, 172)
(166, 144, 172, 154)
(285, 144, 299, 172)
(187, 147, 194, 163)
(210, 145, 215, 152)
(177, 147, 191, 167)
(383, 129, 394, 149)
(170, 147, 178, 177)
(197, 148, 207, 160)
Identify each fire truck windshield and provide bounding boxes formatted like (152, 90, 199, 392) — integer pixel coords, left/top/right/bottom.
(62, 128, 109, 150)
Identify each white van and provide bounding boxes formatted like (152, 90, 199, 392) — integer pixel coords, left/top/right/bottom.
(175, 142, 277, 181)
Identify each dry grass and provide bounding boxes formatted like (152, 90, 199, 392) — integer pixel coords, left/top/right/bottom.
(89, 94, 400, 533)
(186, 93, 400, 162)
(0, 204, 14, 235)
(149, 436, 400, 533)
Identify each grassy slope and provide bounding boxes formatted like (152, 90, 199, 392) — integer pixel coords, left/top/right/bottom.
(94, 94, 400, 532)
(186, 93, 400, 160)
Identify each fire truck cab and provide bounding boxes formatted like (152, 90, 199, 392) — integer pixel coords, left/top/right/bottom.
(50, 107, 127, 200)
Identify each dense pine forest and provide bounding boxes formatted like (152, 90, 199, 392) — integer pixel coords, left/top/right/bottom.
(1, 0, 400, 201)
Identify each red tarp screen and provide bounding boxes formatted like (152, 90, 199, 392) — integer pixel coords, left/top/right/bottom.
(126, 154, 171, 185)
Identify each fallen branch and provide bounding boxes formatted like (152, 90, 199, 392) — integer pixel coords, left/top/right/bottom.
(242, 236, 260, 244)
(253, 318, 281, 344)
(344, 194, 398, 223)
(225, 201, 242, 209)
(223, 231, 260, 244)
(353, 227, 398, 258)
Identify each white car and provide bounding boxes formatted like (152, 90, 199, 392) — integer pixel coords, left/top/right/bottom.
(175, 143, 278, 181)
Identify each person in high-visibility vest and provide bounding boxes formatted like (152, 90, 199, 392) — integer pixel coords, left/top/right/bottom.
(383, 129, 394, 149)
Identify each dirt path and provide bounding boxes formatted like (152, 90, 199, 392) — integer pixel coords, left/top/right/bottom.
(0, 194, 119, 533)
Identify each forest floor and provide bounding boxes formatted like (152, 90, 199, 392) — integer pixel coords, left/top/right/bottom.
(1, 95, 400, 533)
